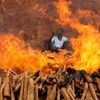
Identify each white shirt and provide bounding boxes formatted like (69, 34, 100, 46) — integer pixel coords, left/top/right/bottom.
(51, 36, 68, 48)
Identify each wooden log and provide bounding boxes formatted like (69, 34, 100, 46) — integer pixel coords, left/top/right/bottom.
(0, 77, 3, 100)
(38, 74, 48, 90)
(23, 77, 29, 100)
(83, 72, 93, 83)
(27, 78, 35, 100)
(0, 90, 3, 100)
(67, 85, 75, 100)
(71, 80, 75, 92)
(85, 89, 93, 100)
(16, 76, 23, 83)
(10, 69, 17, 76)
(46, 86, 52, 100)
(96, 92, 100, 98)
(34, 84, 39, 100)
(38, 82, 43, 90)
(95, 78, 100, 91)
(89, 83, 98, 100)
(67, 89, 74, 100)
(0, 68, 100, 100)
(18, 77, 24, 100)
(57, 88, 60, 100)
(0, 77, 1, 86)
(81, 82, 88, 100)
(67, 85, 75, 99)
(1, 78, 8, 99)
(46, 84, 57, 100)
(93, 83, 98, 91)
(10, 83, 15, 100)
(3, 78, 10, 97)
(14, 76, 23, 92)
(75, 84, 84, 90)
(60, 87, 71, 100)
(34, 73, 42, 84)
(14, 82, 21, 92)
(3, 77, 15, 100)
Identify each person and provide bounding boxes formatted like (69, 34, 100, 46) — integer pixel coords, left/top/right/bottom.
(50, 28, 68, 51)
(44, 28, 72, 52)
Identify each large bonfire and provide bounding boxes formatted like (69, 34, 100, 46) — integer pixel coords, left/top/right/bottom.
(0, 0, 99, 73)
(0, 0, 100, 73)
(0, 0, 100, 100)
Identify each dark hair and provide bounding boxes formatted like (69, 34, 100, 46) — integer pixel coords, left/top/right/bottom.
(55, 28, 64, 35)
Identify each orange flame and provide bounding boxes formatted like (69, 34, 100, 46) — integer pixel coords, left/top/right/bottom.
(0, 34, 67, 72)
(55, 0, 71, 25)
(56, 0, 100, 72)
(71, 25, 100, 72)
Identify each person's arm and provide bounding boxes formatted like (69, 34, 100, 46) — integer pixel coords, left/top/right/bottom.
(62, 36, 68, 49)
(51, 36, 55, 45)
(63, 36, 68, 42)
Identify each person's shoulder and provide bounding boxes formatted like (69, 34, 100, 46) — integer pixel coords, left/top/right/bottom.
(62, 36, 68, 41)
(51, 35, 57, 41)
(52, 35, 57, 39)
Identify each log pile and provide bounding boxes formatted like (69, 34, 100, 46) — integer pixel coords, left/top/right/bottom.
(0, 67, 100, 100)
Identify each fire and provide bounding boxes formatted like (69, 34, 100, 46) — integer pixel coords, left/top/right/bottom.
(71, 25, 100, 72)
(55, 0, 71, 25)
(0, 34, 67, 72)
(56, 0, 100, 72)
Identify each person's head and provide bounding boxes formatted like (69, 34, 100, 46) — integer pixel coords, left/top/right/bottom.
(55, 28, 64, 40)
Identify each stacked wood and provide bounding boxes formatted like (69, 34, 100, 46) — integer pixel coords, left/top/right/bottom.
(0, 68, 100, 100)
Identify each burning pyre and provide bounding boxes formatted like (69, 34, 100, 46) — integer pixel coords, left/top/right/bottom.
(0, 0, 99, 73)
(0, 0, 100, 100)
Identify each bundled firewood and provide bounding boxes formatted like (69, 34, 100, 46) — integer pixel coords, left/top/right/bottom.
(0, 68, 100, 100)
